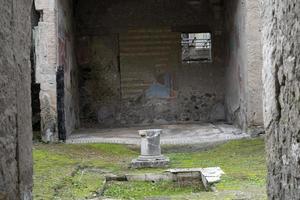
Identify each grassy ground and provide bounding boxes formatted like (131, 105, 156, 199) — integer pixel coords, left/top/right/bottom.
(33, 138, 267, 200)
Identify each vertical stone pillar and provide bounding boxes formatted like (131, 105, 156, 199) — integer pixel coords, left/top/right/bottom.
(0, 0, 33, 199)
(224, 0, 264, 130)
(131, 129, 169, 168)
(244, 0, 263, 127)
(34, 0, 58, 142)
(139, 129, 162, 158)
(262, 0, 300, 199)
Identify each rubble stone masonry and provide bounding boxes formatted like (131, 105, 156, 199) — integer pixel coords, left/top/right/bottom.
(262, 0, 300, 199)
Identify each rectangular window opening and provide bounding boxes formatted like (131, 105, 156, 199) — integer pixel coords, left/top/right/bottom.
(181, 32, 212, 63)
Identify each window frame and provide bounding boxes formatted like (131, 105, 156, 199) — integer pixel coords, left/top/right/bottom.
(181, 32, 213, 64)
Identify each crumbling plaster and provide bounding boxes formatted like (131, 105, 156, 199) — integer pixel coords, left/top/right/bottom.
(34, 0, 58, 141)
(57, 0, 80, 138)
(75, 0, 226, 128)
(33, 0, 264, 139)
(34, 0, 79, 141)
(224, 0, 263, 130)
(75, 0, 263, 129)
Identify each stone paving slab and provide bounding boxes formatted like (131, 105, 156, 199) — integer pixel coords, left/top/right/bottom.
(66, 123, 250, 145)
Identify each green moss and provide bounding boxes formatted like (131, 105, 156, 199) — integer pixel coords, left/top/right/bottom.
(33, 138, 267, 199)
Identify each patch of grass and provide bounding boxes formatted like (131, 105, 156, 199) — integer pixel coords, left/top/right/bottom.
(33, 149, 77, 199)
(168, 138, 267, 191)
(33, 143, 138, 199)
(51, 170, 105, 199)
(104, 181, 203, 200)
(33, 138, 267, 199)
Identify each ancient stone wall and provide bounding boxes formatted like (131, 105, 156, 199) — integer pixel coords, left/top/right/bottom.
(34, 0, 58, 141)
(0, 0, 33, 199)
(57, 0, 80, 138)
(34, 0, 79, 141)
(224, 0, 248, 129)
(32, 0, 264, 135)
(75, 0, 226, 127)
(245, 0, 263, 127)
(262, 0, 300, 199)
(224, 0, 263, 130)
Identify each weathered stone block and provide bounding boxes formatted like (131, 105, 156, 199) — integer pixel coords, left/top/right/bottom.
(140, 129, 162, 156)
(131, 129, 169, 168)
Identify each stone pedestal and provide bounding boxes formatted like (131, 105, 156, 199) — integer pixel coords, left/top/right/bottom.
(131, 129, 169, 168)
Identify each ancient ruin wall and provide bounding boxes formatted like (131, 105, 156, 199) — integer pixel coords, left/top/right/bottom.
(0, 0, 33, 199)
(245, 0, 263, 126)
(224, 0, 263, 129)
(224, 0, 248, 128)
(57, 0, 80, 138)
(75, 0, 226, 127)
(262, 0, 300, 199)
(34, 0, 79, 141)
(34, 0, 58, 141)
